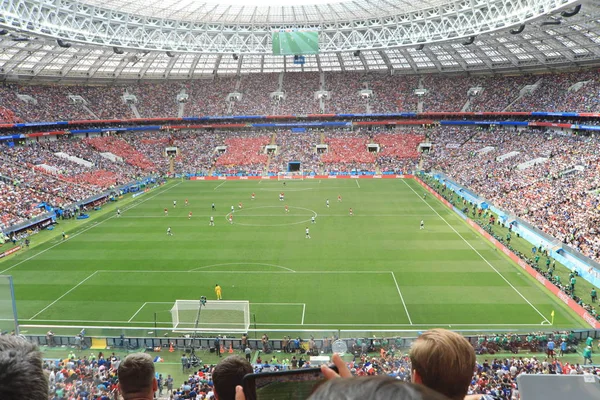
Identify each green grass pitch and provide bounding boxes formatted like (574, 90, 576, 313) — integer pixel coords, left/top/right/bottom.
(0, 178, 588, 336)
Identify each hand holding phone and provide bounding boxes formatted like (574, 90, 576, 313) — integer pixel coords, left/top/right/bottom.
(242, 365, 339, 400)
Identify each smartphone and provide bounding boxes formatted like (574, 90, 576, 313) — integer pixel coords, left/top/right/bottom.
(242, 366, 338, 400)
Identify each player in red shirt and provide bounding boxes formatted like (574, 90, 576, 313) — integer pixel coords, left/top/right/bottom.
(229, 214, 233, 224)
(185, 199, 189, 206)
(251, 193, 255, 200)
(285, 205, 289, 213)
(338, 195, 342, 202)
(238, 202, 243, 209)
(349, 208, 353, 216)
(164, 208, 168, 216)
(188, 211, 193, 220)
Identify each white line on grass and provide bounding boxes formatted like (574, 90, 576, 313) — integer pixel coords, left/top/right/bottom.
(391, 272, 413, 325)
(120, 214, 437, 219)
(189, 263, 296, 272)
(355, 179, 360, 189)
(302, 304, 306, 325)
(102, 270, 394, 274)
(0, 182, 182, 275)
(401, 179, 552, 324)
(214, 181, 226, 190)
(128, 302, 148, 322)
(22, 320, 547, 327)
(29, 271, 99, 320)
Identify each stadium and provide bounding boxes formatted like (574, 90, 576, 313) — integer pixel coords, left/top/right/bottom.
(1, 0, 600, 398)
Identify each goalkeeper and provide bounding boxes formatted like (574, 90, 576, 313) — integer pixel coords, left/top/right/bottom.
(215, 284, 222, 300)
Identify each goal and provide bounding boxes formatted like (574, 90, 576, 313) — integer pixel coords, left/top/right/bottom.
(170, 300, 250, 332)
(277, 171, 304, 181)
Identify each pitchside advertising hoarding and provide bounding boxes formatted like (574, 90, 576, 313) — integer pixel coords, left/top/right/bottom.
(190, 175, 409, 180)
(414, 177, 600, 329)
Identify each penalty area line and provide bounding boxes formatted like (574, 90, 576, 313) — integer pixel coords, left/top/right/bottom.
(214, 181, 226, 190)
(391, 272, 413, 325)
(355, 179, 360, 189)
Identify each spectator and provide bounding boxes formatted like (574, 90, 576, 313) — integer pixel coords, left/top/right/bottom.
(117, 353, 158, 400)
(0, 335, 48, 400)
(409, 329, 476, 400)
(308, 376, 452, 400)
(213, 355, 253, 400)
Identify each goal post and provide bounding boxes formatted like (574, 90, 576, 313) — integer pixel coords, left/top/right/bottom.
(170, 300, 250, 332)
(277, 171, 304, 181)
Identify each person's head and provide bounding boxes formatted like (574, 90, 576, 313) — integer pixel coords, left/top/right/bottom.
(409, 329, 476, 400)
(308, 376, 451, 400)
(212, 355, 252, 400)
(118, 353, 157, 400)
(0, 335, 47, 400)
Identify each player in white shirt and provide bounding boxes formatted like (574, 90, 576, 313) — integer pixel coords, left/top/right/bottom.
(326, 199, 330, 208)
(305, 227, 311, 239)
(167, 227, 173, 236)
(420, 220, 424, 230)
(311, 216, 316, 224)
(231, 205, 235, 213)
(209, 216, 214, 226)
(116, 209, 121, 217)
(173, 200, 177, 208)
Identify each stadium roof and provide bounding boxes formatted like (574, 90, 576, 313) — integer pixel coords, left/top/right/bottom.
(76, 0, 451, 24)
(0, 0, 598, 80)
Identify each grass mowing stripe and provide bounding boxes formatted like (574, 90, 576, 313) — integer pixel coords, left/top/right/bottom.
(29, 271, 99, 320)
(402, 179, 551, 324)
(391, 271, 413, 324)
(0, 182, 181, 275)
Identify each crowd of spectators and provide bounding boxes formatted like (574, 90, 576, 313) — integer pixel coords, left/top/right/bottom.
(280, 72, 321, 115)
(1, 71, 600, 122)
(271, 131, 321, 175)
(234, 74, 280, 116)
(422, 126, 600, 261)
(85, 137, 156, 171)
(323, 72, 367, 114)
(129, 83, 181, 119)
(213, 132, 271, 175)
(507, 71, 600, 113)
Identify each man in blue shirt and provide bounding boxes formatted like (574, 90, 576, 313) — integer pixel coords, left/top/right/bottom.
(546, 338, 555, 359)
(559, 339, 567, 357)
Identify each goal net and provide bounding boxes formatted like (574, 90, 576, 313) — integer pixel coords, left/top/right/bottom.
(170, 300, 250, 332)
(277, 171, 304, 181)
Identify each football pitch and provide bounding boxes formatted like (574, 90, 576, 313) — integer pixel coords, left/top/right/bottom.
(0, 178, 588, 336)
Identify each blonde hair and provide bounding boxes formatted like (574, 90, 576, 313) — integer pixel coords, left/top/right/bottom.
(409, 329, 475, 400)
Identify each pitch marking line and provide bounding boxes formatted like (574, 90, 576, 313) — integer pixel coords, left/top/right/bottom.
(302, 304, 306, 325)
(214, 181, 226, 190)
(0, 182, 182, 275)
(402, 179, 552, 324)
(29, 271, 99, 320)
(22, 320, 548, 327)
(189, 263, 296, 272)
(103, 270, 394, 274)
(120, 214, 437, 219)
(355, 179, 361, 189)
(391, 272, 413, 325)
(128, 302, 148, 322)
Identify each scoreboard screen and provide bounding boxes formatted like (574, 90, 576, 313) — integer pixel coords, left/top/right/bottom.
(272, 30, 319, 55)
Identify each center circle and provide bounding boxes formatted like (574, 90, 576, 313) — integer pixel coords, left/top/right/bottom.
(225, 206, 318, 227)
